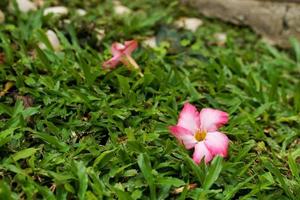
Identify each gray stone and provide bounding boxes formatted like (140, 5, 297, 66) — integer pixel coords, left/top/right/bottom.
(182, 0, 300, 48)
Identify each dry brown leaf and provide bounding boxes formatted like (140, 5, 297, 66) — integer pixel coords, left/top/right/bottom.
(0, 82, 14, 97)
(14, 95, 34, 108)
(172, 183, 197, 194)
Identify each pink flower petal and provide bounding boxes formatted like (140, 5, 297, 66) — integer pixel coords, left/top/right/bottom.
(103, 40, 139, 70)
(192, 142, 213, 164)
(204, 131, 229, 157)
(177, 103, 200, 133)
(199, 108, 228, 132)
(102, 55, 122, 69)
(169, 125, 197, 149)
(111, 42, 125, 56)
(123, 40, 138, 55)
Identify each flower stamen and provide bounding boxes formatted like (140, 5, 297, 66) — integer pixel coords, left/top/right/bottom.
(195, 130, 206, 141)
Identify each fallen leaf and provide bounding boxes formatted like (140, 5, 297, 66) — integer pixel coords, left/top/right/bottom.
(0, 9, 4, 24)
(0, 82, 14, 97)
(0, 52, 5, 64)
(14, 95, 34, 108)
(172, 183, 197, 194)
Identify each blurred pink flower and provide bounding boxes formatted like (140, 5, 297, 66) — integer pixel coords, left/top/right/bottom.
(169, 103, 229, 164)
(103, 40, 140, 70)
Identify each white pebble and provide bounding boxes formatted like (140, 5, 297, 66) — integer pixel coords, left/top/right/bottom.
(39, 30, 61, 51)
(76, 9, 87, 16)
(214, 33, 227, 46)
(16, 0, 37, 13)
(95, 28, 105, 41)
(143, 37, 157, 48)
(261, 37, 276, 46)
(63, 19, 71, 24)
(174, 17, 203, 32)
(113, 1, 131, 15)
(33, 0, 44, 7)
(43, 6, 68, 16)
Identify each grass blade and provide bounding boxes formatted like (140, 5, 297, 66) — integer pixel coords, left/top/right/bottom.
(0, 128, 16, 147)
(288, 153, 300, 181)
(184, 155, 205, 184)
(203, 156, 223, 190)
(290, 37, 300, 63)
(74, 161, 88, 200)
(12, 148, 38, 161)
(0, 180, 13, 200)
(264, 160, 295, 199)
(30, 130, 69, 152)
(137, 153, 156, 200)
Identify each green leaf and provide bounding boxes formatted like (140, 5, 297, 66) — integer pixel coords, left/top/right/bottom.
(234, 140, 256, 161)
(30, 131, 69, 152)
(0, 180, 13, 200)
(223, 176, 253, 200)
(74, 161, 88, 200)
(0, 32, 13, 64)
(290, 37, 300, 63)
(22, 106, 40, 118)
(35, 45, 51, 69)
(117, 75, 130, 95)
(76, 52, 94, 85)
(0, 128, 16, 147)
(37, 185, 56, 200)
(12, 148, 38, 161)
(156, 177, 185, 187)
(264, 160, 295, 199)
(114, 188, 134, 200)
(87, 168, 108, 197)
(288, 153, 300, 181)
(93, 149, 116, 169)
(293, 81, 300, 112)
(66, 24, 80, 50)
(184, 155, 204, 184)
(137, 154, 156, 200)
(203, 156, 223, 190)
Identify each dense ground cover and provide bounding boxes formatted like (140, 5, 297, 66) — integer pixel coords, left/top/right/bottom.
(0, 0, 300, 199)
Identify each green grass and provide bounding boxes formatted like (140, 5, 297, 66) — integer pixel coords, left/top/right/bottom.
(1, 0, 300, 199)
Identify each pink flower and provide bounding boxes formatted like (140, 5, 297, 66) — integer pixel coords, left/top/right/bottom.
(103, 40, 140, 70)
(169, 103, 229, 164)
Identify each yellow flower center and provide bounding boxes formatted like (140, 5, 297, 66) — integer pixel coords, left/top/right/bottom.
(195, 130, 207, 141)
